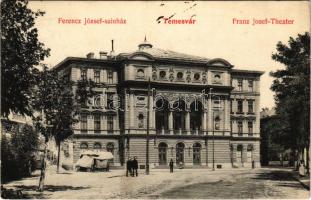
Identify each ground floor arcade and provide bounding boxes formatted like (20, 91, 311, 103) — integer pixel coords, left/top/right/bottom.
(60, 136, 260, 169)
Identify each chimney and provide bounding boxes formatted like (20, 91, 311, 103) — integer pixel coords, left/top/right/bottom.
(99, 51, 108, 59)
(86, 52, 95, 59)
(110, 39, 115, 57)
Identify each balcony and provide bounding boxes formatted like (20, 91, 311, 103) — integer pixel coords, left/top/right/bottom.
(156, 128, 169, 135)
(173, 129, 181, 135)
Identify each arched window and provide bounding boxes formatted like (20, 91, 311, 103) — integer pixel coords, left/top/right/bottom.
(106, 142, 114, 153)
(190, 101, 203, 134)
(137, 69, 145, 78)
(80, 142, 88, 149)
(172, 100, 186, 133)
(213, 74, 221, 83)
(193, 143, 201, 165)
(155, 98, 169, 134)
(176, 142, 185, 164)
(158, 142, 168, 165)
(214, 115, 220, 130)
(247, 144, 253, 162)
(106, 143, 115, 164)
(138, 113, 144, 128)
(94, 142, 101, 149)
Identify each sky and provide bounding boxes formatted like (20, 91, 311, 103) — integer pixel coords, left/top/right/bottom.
(29, 1, 310, 109)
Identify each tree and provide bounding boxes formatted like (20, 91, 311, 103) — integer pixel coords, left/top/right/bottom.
(33, 66, 95, 191)
(1, 0, 50, 117)
(270, 32, 310, 170)
(1, 124, 39, 183)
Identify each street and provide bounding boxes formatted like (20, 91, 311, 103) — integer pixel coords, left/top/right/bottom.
(3, 167, 310, 199)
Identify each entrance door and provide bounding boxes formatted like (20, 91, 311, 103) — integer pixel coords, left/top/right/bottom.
(236, 144, 243, 166)
(158, 143, 168, 165)
(176, 143, 185, 164)
(247, 144, 253, 163)
(193, 143, 201, 165)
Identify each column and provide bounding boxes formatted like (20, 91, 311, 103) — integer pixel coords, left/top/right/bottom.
(203, 111, 207, 132)
(102, 70, 107, 83)
(242, 144, 247, 166)
(129, 93, 135, 129)
(243, 99, 247, 114)
(185, 111, 190, 135)
(113, 71, 117, 84)
(224, 98, 230, 131)
(149, 94, 155, 129)
(102, 115, 107, 133)
(208, 97, 212, 132)
(87, 68, 93, 81)
(232, 144, 237, 163)
(88, 115, 94, 134)
(169, 111, 173, 134)
(103, 88, 107, 110)
(243, 120, 247, 136)
(255, 96, 260, 135)
(115, 114, 119, 131)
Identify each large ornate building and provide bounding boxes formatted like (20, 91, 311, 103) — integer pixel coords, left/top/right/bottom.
(54, 38, 264, 169)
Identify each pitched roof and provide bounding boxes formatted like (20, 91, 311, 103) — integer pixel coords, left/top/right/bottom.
(118, 47, 211, 64)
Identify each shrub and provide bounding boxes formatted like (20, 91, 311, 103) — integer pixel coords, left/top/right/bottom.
(1, 125, 39, 183)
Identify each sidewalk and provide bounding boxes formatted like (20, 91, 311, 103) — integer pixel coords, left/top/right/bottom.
(291, 171, 310, 190)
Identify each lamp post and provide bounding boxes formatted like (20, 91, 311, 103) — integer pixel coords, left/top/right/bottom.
(209, 88, 215, 171)
(212, 111, 215, 171)
(146, 78, 151, 175)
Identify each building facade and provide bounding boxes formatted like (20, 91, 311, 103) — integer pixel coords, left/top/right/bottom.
(54, 39, 264, 169)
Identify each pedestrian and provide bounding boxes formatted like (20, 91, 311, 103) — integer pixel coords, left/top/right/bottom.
(252, 160, 255, 169)
(299, 160, 306, 177)
(179, 161, 183, 169)
(126, 157, 133, 177)
(169, 159, 174, 173)
(133, 156, 138, 177)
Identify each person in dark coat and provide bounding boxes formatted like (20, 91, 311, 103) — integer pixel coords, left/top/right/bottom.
(132, 156, 138, 177)
(126, 157, 133, 177)
(169, 159, 174, 173)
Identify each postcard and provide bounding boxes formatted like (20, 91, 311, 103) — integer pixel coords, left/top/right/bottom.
(1, 0, 310, 199)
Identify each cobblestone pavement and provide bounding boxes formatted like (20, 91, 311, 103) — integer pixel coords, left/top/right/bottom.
(144, 168, 310, 199)
(3, 167, 310, 199)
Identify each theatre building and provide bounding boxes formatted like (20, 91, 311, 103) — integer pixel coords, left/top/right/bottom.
(54, 38, 264, 169)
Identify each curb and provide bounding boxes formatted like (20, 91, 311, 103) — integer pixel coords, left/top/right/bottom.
(291, 173, 310, 190)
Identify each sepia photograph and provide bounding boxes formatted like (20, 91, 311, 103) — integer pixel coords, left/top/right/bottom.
(1, 0, 310, 199)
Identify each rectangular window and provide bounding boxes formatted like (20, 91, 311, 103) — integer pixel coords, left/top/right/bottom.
(81, 99, 88, 108)
(94, 70, 100, 83)
(81, 69, 87, 80)
(107, 116, 113, 133)
(248, 80, 253, 92)
(213, 99, 221, 109)
(237, 100, 243, 113)
(237, 79, 243, 91)
(107, 70, 113, 84)
(248, 100, 254, 113)
(94, 115, 101, 133)
(81, 115, 87, 131)
(230, 100, 233, 113)
(248, 121, 253, 135)
(238, 121, 243, 135)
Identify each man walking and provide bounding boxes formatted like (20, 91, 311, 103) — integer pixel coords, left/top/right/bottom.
(169, 159, 174, 173)
(133, 156, 138, 177)
(126, 157, 133, 177)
